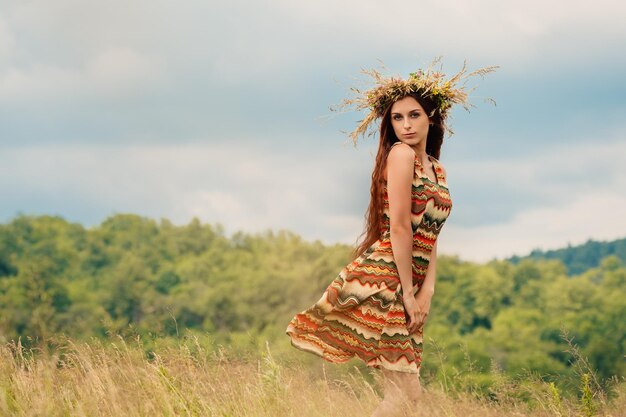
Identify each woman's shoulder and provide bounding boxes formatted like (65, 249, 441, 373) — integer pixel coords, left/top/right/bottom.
(385, 142, 416, 182)
(388, 141, 416, 161)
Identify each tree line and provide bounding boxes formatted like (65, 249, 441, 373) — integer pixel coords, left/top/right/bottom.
(0, 213, 624, 392)
(509, 236, 626, 275)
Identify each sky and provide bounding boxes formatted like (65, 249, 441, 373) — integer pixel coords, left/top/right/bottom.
(1, 0, 625, 262)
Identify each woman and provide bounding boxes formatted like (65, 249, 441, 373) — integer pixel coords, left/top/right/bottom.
(286, 58, 497, 416)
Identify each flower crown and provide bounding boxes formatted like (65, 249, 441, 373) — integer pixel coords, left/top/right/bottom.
(332, 57, 499, 144)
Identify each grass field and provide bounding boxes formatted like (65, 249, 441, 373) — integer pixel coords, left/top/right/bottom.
(0, 335, 623, 417)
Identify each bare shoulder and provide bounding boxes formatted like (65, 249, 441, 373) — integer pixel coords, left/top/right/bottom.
(387, 142, 416, 165)
(385, 142, 415, 181)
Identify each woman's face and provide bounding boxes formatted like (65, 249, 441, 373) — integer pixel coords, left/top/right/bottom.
(389, 95, 430, 147)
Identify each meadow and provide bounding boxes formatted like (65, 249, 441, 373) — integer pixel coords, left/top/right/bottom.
(1, 215, 625, 416)
(0, 333, 623, 417)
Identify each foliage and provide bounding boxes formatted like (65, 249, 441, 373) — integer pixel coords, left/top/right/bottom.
(509, 236, 626, 275)
(0, 213, 624, 403)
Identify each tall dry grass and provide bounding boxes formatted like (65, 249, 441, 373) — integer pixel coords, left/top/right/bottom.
(0, 334, 623, 417)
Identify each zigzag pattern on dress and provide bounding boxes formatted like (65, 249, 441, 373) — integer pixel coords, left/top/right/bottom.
(286, 141, 453, 374)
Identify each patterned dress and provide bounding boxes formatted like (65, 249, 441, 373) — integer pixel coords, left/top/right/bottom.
(285, 141, 453, 374)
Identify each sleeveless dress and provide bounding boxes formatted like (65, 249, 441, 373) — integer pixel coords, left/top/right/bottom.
(285, 142, 453, 374)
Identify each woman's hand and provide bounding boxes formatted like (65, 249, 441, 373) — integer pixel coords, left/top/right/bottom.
(403, 290, 432, 334)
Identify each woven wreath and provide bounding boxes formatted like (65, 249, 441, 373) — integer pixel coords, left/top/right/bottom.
(332, 56, 499, 144)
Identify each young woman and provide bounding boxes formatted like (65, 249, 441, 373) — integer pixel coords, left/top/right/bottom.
(286, 59, 497, 416)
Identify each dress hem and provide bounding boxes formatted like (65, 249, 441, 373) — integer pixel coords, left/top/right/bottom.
(286, 328, 421, 375)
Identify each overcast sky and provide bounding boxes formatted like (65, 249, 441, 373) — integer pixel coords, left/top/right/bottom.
(1, 0, 625, 262)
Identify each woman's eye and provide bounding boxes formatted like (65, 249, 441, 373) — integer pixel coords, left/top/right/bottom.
(411, 113, 420, 118)
(393, 115, 402, 121)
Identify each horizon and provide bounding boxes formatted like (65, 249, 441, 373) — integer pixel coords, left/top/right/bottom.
(4, 211, 625, 265)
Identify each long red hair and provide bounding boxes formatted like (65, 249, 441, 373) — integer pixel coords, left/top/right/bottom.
(351, 93, 446, 260)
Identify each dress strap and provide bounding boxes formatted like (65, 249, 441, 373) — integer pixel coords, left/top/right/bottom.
(429, 156, 447, 185)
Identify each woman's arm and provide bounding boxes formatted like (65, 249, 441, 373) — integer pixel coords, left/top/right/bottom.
(386, 144, 415, 298)
(387, 144, 423, 333)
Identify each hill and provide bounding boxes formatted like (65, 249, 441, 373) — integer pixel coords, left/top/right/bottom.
(508, 236, 626, 275)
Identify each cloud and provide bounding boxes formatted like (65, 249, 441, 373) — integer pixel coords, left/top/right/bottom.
(1, 0, 625, 146)
(1, 136, 624, 261)
(440, 192, 626, 262)
(273, 0, 626, 70)
(85, 46, 162, 97)
(0, 46, 162, 103)
(0, 141, 371, 245)
(0, 14, 16, 63)
(0, 0, 625, 262)
(439, 137, 626, 261)
(448, 134, 626, 207)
